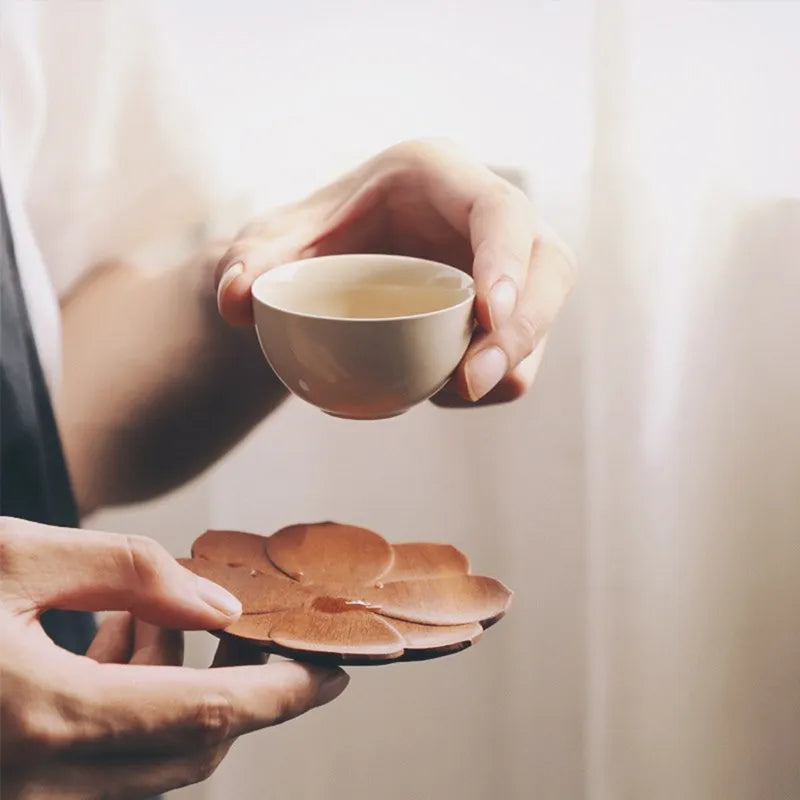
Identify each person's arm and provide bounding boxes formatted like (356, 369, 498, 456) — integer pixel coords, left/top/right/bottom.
(57, 139, 574, 517)
(56, 242, 287, 517)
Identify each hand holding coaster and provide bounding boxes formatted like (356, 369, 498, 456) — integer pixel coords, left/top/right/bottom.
(180, 522, 512, 665)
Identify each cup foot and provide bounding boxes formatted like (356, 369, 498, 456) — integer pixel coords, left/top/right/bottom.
(322, 408, 409, 421)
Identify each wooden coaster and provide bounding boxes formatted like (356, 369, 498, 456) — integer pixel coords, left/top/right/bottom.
(180, 522, 512, 665)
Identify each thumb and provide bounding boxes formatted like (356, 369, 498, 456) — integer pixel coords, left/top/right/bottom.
(214, 234, 308, 328)
(214, 240, 276, 329)
(79, 661, 349, 756)
(0, 518, 241, 629)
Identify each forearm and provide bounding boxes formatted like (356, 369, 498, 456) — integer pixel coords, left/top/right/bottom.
(55, 246, 287, 516)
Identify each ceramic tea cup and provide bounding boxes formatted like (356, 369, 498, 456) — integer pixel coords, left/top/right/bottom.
(251, 254, 475, 419)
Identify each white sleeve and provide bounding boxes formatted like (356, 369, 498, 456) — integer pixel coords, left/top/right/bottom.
(1, 2, 61, 391)
(6, 0, 241, 299)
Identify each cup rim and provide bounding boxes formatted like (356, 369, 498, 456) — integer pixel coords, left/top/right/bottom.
(251, 253, 475, 322)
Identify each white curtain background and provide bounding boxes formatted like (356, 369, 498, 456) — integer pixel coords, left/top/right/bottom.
(78, 1, 800, 798)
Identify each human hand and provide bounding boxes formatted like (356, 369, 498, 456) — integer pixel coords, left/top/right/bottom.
(2, 749, 242, 800)
(0, 639, 279, 800)
(0, 517, 349, 778)
(215, 140, 575, 405)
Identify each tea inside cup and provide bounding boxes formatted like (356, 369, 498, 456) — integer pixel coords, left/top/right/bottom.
(256, 259, 473, 318)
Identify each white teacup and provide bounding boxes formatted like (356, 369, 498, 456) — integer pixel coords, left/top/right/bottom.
(251, 254, 475, 419)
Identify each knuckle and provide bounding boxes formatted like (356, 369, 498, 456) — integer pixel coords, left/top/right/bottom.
(386, 137, 453, 169)
(12, 707, 65, 757)
(124, 535, 169, 588)
(189, 694, 234, 748)
(513, 312, 541, 360)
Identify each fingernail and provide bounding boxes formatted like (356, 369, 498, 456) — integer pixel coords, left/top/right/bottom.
(464, 346, 508, 401)
(488, 278, 518, 330)
(216, 262, 244, 311)
(196, 576, 242, 617)
(316, 670, 350, 706)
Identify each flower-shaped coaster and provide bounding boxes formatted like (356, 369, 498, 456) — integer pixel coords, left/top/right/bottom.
(179, 522, 512, 665)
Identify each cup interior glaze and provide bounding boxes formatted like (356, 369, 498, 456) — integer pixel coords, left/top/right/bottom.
(251, 254, 475, 419)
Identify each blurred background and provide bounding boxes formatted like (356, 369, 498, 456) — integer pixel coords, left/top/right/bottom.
(11, 0, 799, 798)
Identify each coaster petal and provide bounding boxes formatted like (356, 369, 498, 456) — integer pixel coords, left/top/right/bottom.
(191, 529, 285, 577)
(364, 575, 513, 626)
(178, 558, 310, 613)
(383, 618, 482, 650)
(268, 607, 405, 657)
(265, 522, 394, 585)
(381, 543, 470, 582)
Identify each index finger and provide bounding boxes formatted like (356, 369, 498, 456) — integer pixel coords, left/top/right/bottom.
(468, 184, 536, 331)
(395, 141, 535, 332)
(1, 519, 241, 629)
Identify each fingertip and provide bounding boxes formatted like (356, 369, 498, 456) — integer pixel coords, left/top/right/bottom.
(452, 363, 478, 404)
(463, 345, 508, 401)
(168, 561, 243, 630)
(430, 377, 471, 407)
(270, 661, 350, 710)
(195, 576, 243, 620)
(216, 260, 243, 302)
(314, 667, 350, 706)
(217, 268, 255, 327)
